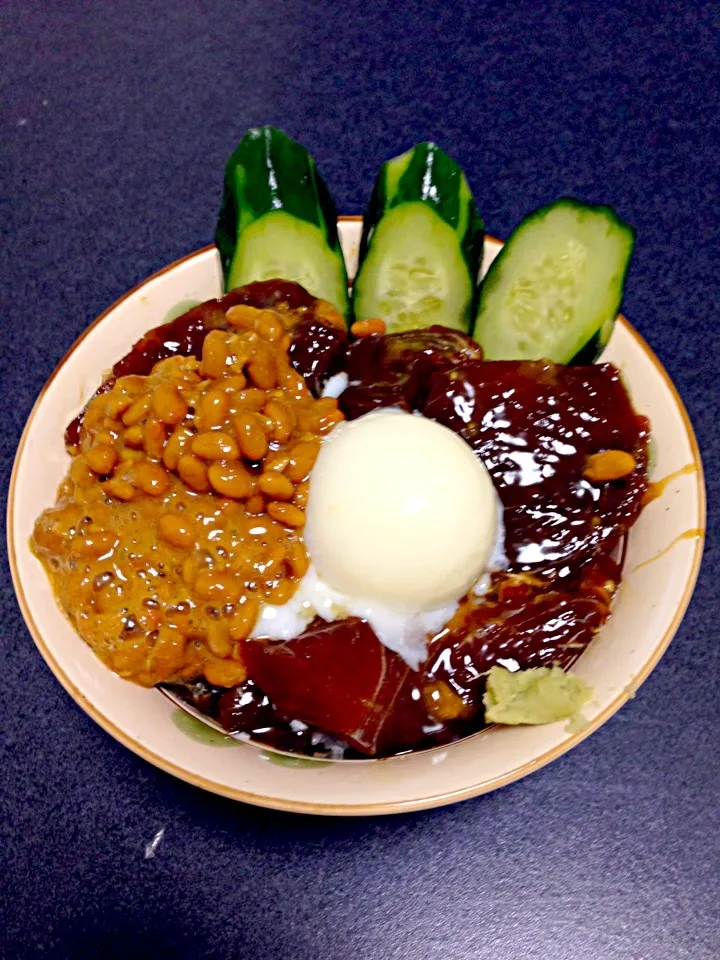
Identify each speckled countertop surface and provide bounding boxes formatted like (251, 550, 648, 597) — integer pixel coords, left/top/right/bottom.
(1, 2, 718, 957)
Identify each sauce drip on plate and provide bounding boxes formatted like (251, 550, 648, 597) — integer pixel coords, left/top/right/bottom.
(642, 463, 697, 506)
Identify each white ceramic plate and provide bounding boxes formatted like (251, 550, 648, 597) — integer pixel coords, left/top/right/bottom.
(8, 218, 705, 815)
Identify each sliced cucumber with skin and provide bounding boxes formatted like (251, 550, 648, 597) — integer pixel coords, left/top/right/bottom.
(215, 126, 349, 316)
(473, 198, 634, 363)
(354, 203, 475, 332)
(353, 143, 484, 333)
(226, 211, 349, 312)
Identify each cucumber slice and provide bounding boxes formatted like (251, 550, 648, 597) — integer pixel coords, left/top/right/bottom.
(353, 203, 474, 332)
(226, 211, 349, 314)
(352, 143, 484, 333)
(473, 198, 634, 363)
(215, 126, 349, 316)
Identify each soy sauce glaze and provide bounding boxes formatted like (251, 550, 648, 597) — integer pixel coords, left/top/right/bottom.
(67, 283, 650, 758)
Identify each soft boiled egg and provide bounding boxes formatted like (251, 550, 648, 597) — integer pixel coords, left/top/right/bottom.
(251, 408, 507, 669)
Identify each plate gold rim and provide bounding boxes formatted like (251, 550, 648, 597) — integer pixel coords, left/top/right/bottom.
(7, 226, 706, 816)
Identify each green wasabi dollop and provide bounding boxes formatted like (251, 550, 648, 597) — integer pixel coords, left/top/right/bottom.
(483, 665, 592, 725)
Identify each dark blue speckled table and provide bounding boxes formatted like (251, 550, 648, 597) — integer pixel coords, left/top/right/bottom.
(2, 3, 718, 958)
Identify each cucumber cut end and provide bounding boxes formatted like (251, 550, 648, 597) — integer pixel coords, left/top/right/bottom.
(353, 203, 472, 333)
(366, 253, 454, 332)
(502, 236, 591, 357)
(475, 200, 634, 363)
(227, 211, 349, 315)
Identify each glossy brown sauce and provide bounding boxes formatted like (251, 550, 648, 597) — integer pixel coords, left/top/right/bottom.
(66, 282, 651, 758)
(423, 359, 649, 573)
(339, 326, 483, 419)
